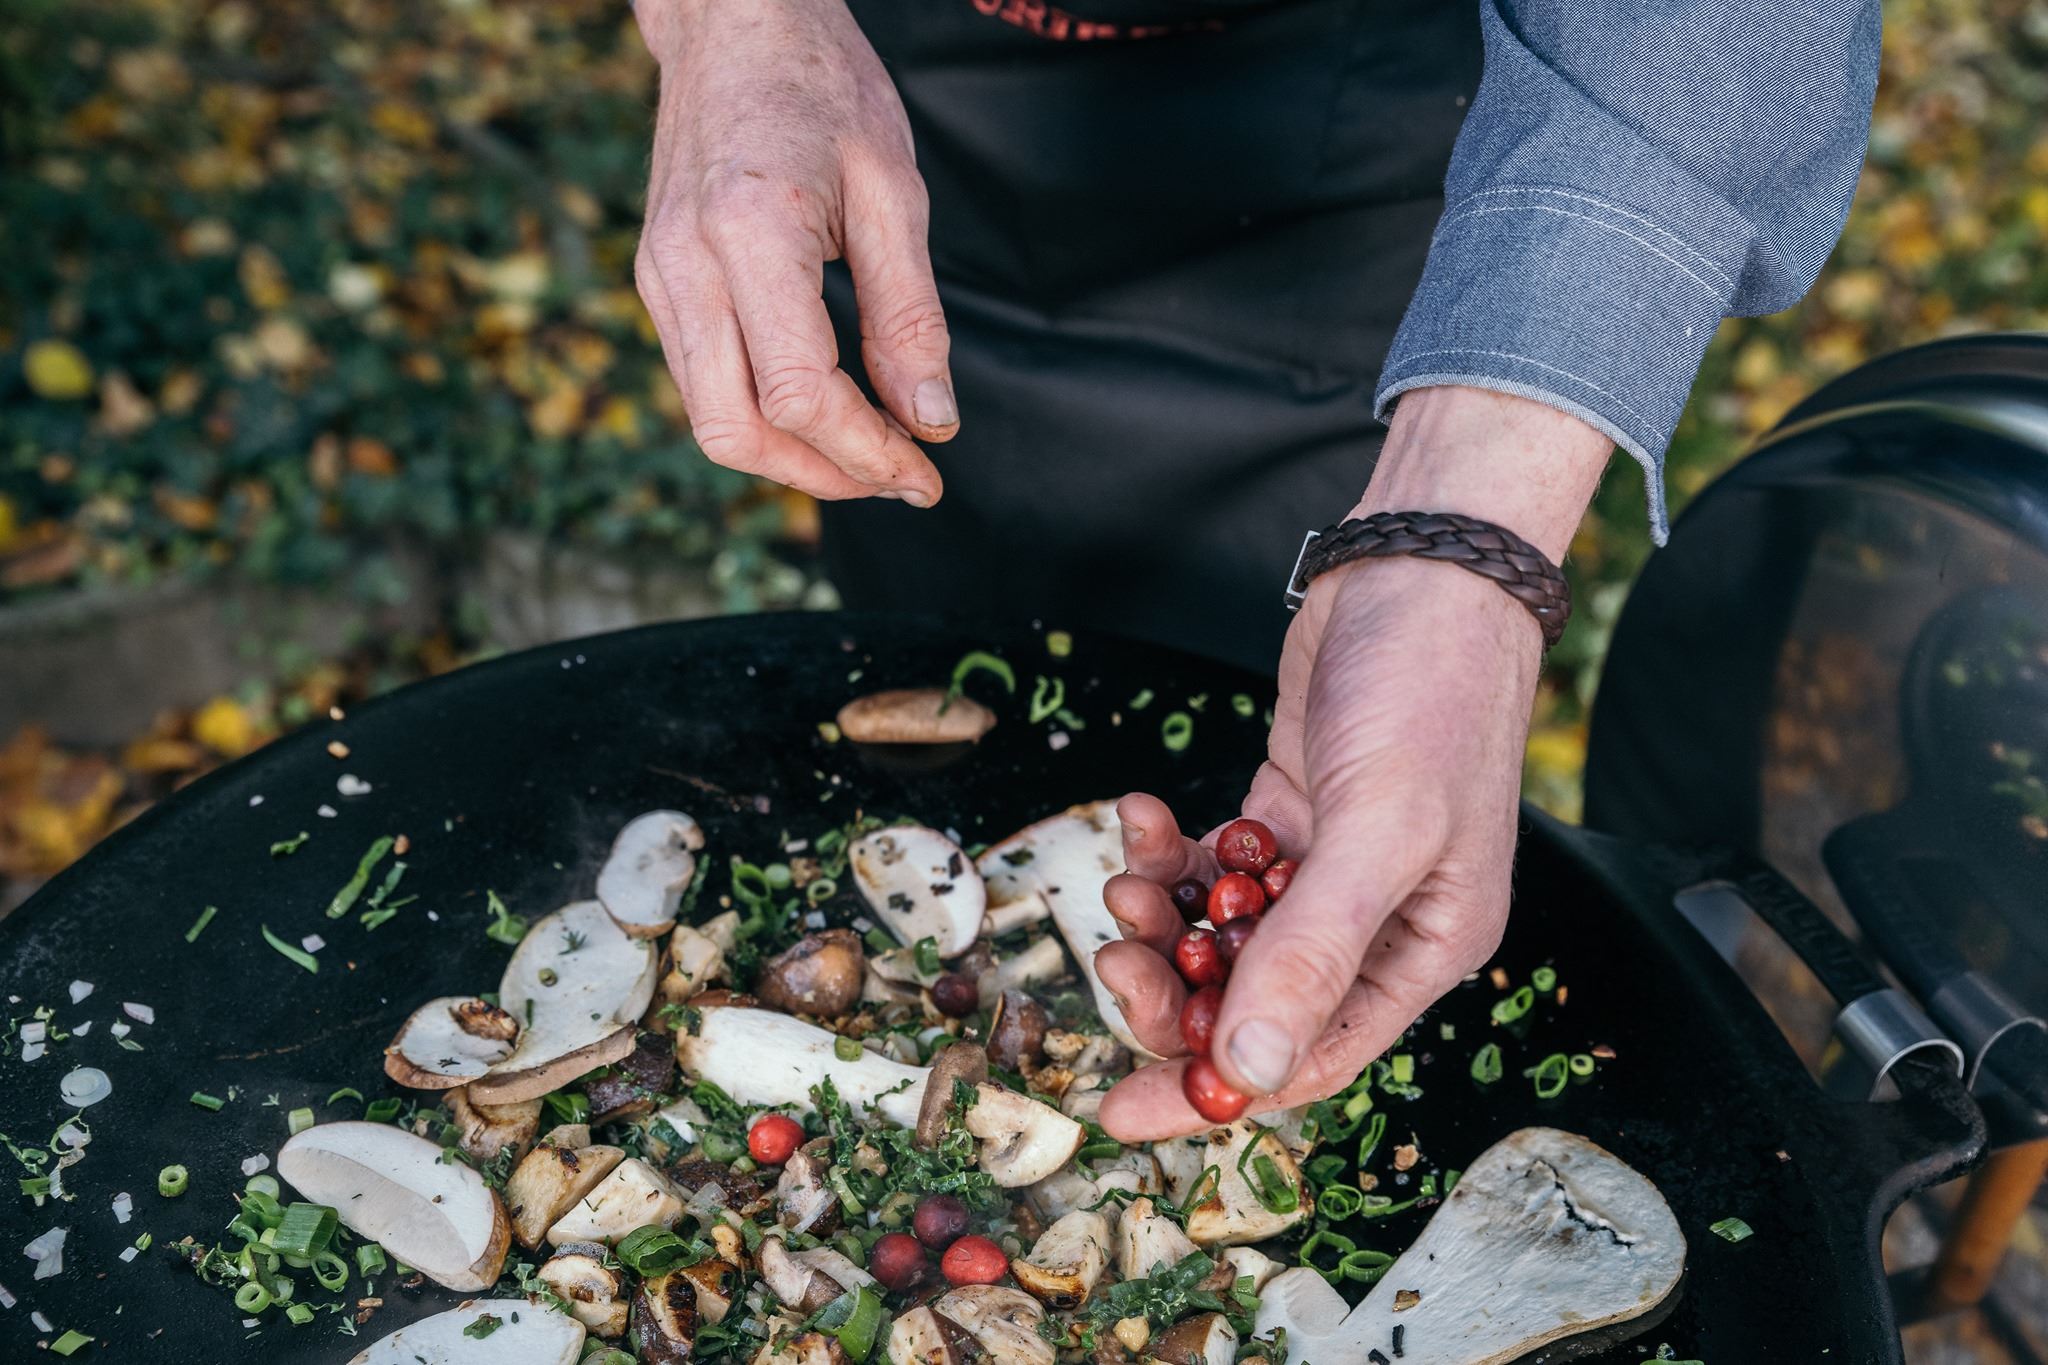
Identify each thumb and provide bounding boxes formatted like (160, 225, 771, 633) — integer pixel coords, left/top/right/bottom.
(844, 164, 957, 443)
(1211, 803, 1441, 1097)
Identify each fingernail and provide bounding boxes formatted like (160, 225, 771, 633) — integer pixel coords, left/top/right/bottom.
(877, 489, 904, 500)
(913, 378, 957, 429)
(901, 488, 933, 509)
(1229, 1019, 1296, 1094)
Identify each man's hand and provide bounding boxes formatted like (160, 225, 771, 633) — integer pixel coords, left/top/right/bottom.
(634, 0, 954, 506)
(1094, 386, 1614, 1141)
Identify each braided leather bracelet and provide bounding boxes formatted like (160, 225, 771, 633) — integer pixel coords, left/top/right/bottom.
(1282, 510, 1571, 647)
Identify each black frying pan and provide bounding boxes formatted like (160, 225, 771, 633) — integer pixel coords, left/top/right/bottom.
(0, 614, 1981, 1361)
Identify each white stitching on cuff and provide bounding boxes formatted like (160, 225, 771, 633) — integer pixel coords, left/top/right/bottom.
(1433, 204, 1731, 302)
(1450, 187, 1736, 290)
(1380, 346, 1664, 432)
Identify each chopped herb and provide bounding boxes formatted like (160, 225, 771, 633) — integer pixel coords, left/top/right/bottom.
(325, 836, 395, 918)
(1710, 1216, 1754, 1243)
(483, 890, 527, 946)
(1491, 985, 1535, 1025)
(1532, 965, 1558, 992)
(261, 923, 319, 973)
(462, 1313, 503, 1339)
(912, 936, 942, 977)
(560, 928, 588, 954)
(1028, 674, 1066, 724)
(1161, 711, 1194, 752)
(1232, 693, 1256, 717)
(50, 1329, 93, 1356)
(1470, 1042, 1504, 1085)
(1129, 688, 1155, 710)
(189, 1092, 225, 1112)
(270, 831, 310, 857)
(184, 905, 218, 943)
(946, 650, 1016, 701)
(834, 1035, 863, 1062)
(1046, 630, 1073, 658)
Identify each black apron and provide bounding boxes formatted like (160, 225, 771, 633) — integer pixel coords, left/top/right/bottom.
(821, 0, 1481, 671)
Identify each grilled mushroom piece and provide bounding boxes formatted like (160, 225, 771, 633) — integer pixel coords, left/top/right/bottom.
(443, 1087, 543, 1164)
(759, 1235, 873, 1314)
(678, 1258, 739, 1326)
(1010, 1209, 1111, 1308)
(345, 1298, 584, 1364)
(629, 1267, 702, 1365)
(916, 1042, 991, 1149)
(755, 929, 866, 1018)
(503, 1129, 625, 1250)
(383, 996, 519, 1090)
(470, 900, 658, 1105)
(988, 990, 1050, 1070)
(850, 825, 986, 958)
(1115, 1197, 1200, 1283)
(931, 1285, 1055, 1365)
(836, 688, 996, 745)
(545, 1158, 685, 1246)
(586, 1032, 676, 1125)
(1149, 1312, 1239, 1365)
(1175, 1122, 1309, 1248)
(750, 1331, 853, 1365)
(775, 1139, 841, 1237)
(597, 809, 705, 938)
(650, 921, 729, 1032)
(978, 937, 1069, 1008)
(962, 1084, 1084, 1187)
(538, 1243, 629, 1337)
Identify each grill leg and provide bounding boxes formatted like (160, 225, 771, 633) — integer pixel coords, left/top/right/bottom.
(1924, 1136, 2048, 1311)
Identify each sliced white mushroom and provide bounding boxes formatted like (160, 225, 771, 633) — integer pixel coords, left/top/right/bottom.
(1252, 1128, 1687, 1365)
(1220, 1244, 1286, 1293)
(1172, 1120, 1311, 1247)
(676, 1004, 1079, 1186)
(850, 825, 985, 958)
(1028, 1149, 1161, 1223)
(977, 936, 1069, 1008)
(640, 1097, 708, 1162)
(538, 1244, 628, 1337)
(885, 1306, 961, 1364)
(1115, 1196, 1200, 1282)
(1150, 1312, 1238, 1365)
(977, 801, 1151, 1057)
(383, 996, 518, 1089)
(471, 900, 657, 1105)
(545, 1157, 685, 1246)
(278, 1122, 509, 1292)
(504, 1136, 625, 1250)
(962, 1084, 1085, 1187)
(1011, 1209, 1110, 1308)
(345, 1298, 584, 1365)
(651, 922, 727, 1022)
(1248, 1267, 1353, 1361)
(932, 1285, 1054, 1365)
(596, 810, 705, 937)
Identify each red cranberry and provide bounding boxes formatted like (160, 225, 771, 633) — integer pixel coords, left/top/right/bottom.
(747, 1114, 804, 1166)
(868, 1231, 928, 1292)
(1261, 858, 1296, 901)
(912, 1193, 971, 1251)
(1173, 929, 1227, 988)
(1179, 984, 1223, 1056)
(1169, 879, 1209, 925)
(1207, 872, 1267, 925)
(1182, 1055, 1250, 1124)
(1215, 818, 1279, 874)
(1216, 915, 1258, 965)
(940, 1234, 1009, 1286)
(930, 973, 979, 1018)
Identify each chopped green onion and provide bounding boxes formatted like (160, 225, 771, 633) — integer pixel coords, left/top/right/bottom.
(325, 836, 395, 919)
(1390, 1054, 1415, 1085)
(1357, 1111, 1389, 1168)
(483, 889, 527, 945)
(1491, 985, 1535, 1025)
(311, 1249, 350, 1289)
(947, 650, 1017, 698)
(815, 1285, 886, 1362)
(862, 927, 894, 955)
(363, 1097, 403, 1123)
(1129, 688, 1155, 710)
(159, 1164, 189, 1196)
(1444, 1168, 1462, 1193)
(185, 906, 218, 943)
(1525, 1052, 1571, 1099)
(806, 876, 839, 905)
(1470, 1043, 1504, 1085)
(1338, 1248, 1396, 1284)
(285, 1302, 316, 1326)
(817, 721, 842, 743)
(286, 1106, 316, 1135)
(260, 924, 318, 973)
(1569, 1052, 1596, 1077)
(1532, 965, 1558, 992)
(1317, 1184, 1365, 1219)
(1027, 675, 1065, 724)
(240, 1189, 284, 1229)
(274, 1203, 338, 1258)
(20, 1176, 50, 1197)
(234, 1281, 273, 1313)
(356, 1244, 387, 1276)
(50, 1329, 94, 1356)
(834, 1035, 863, 1062)
(270, 831, 310, 857)
(462, 1313, 503, 1340)
(326, 1086, 363, 1106)
(1161, 711, 1194, 752)
(190, 1091, 225, 1112)
(1299, 1228, 1357, 1282)
(1187, 692, 1209, 712)
(912, 936, 941, 977)
(1711, 1216, 1754, 1243)
(616, 1226, 697, 1276)
(1232, 693, 1256, 717)
(1046, 631, 1073, 658)
(244, 1173, 280, 1199)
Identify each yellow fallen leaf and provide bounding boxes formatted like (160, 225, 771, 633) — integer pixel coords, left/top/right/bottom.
(192, 696, 259, 758)
(24, 339, 94, 400)
(238, 243, 292, 310)
(346, 435, 398, 477)
(97, 371, 157, 437)
(122, 736, 206, 774)
(0, 495, 16, 554)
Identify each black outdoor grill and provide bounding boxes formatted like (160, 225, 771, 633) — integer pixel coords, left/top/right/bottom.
(7, 337, 2046, 1363)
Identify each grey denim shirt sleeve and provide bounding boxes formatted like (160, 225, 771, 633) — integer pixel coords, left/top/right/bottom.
(1375, 0, 1883, 542)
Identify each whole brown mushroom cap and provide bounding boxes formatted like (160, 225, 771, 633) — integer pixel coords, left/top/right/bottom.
(988, 990, 1050, 1070)
(916, 1041, 990, 1149)
(755, 929, 867, 1018)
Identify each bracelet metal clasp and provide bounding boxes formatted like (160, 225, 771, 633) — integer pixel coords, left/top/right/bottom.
(1281, 529, 1322, 612)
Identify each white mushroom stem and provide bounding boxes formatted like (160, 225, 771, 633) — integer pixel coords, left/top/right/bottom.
(345, 1298, 584, 1365)
(977, 801, 1152, 1058)
(1252, 1128, 1687, 1365)
(471, 900, 657, 1105)
(978, 936, 1070, 1009)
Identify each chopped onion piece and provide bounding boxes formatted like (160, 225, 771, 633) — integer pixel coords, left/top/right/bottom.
(54, 1123, 88, 1152)
(249, 794, 265, 807)
(0, 1279, 14, 1308)
(33, 1310, 54, 1331)
(119, 1246, 139, 1263)
(317, 804, 338, 818)
(111, 1192, 133, 1225)
(24, 1227, 67, 1280)
(300, 934, 325, 954)
(59, 1068, 112, 1109)
(21, 1043, 44, 1063)
(68, 981, 94, 1004)
(337, 775, 373, 797)
(71, 1022, 91, 1037)
(109, 1022, 130, 1038)
(240, 1154, 270, 1177)
(122, 1003, 154, 1025)
(20, 1021, 45, 1044)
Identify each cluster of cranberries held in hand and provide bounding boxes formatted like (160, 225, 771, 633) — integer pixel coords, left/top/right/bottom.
(1168, 817, 1292, 1125)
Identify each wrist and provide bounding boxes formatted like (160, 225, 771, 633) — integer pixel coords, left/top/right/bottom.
(1354, 384, 1612, 563)
(633, 0, 711, 63)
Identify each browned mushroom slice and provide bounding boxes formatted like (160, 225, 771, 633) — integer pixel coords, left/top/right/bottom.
(836, 688, 996, 745)
(443, 1087, 542, 1164)
(1149, 1312, 1239, 1365)
(774, 1140, 841, 1238)
(1010, 1209, 1110, 1308)
(585, 1032, 676, 1125)
(987, 990, 1050, 1070)
(755, 929, 867, 1017)
(383, 996, 519, 1090)
(677, 1258, 739, 1326)
(537, 1243, 629, 1337)
(596, 810, 705, 938)
(930, 1286, 1054, 1365)
(470, 900, 657, 1105)
(504, 1132, 625, 1251)
(544, 1158, 686, 1247)
(628, 1267, 700, 1365)
(915, 1041, 992, 1149)
(850, 825, 986, 958)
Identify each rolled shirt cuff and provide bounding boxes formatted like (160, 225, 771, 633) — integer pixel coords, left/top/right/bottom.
(1374, 184, 1749, 545)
